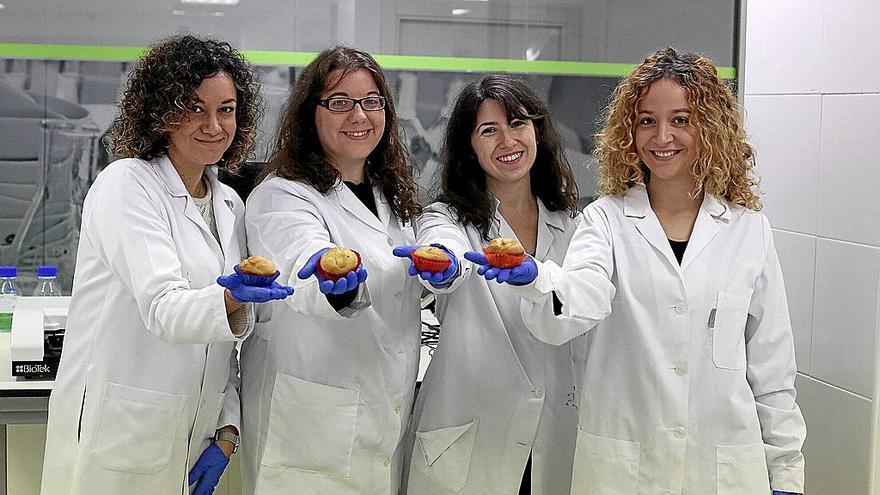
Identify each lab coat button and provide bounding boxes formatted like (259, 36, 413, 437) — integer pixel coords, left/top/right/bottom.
(674, 366, 686, 376)
(394, 291, 403, 300)
(384, 458, 391, 467)
(673, 427, 686, 438)
(535, 444, 544, 454)
(394, 404, 401, 414)
(674, 304, 686, 314)
(535, 389, 544, 398)
(387, 238, 394, 247)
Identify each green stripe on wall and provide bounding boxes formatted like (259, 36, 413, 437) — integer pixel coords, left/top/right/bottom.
(0, 43, 737, 79)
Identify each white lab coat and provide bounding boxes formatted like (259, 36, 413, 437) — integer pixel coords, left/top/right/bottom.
(513, 185, 806, 494)
(403, 200, 583, 495)
(241, 174, 423, 495)
(41, 156, 253, 495)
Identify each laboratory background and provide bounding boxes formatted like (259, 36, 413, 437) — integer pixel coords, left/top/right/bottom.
(0, 0, 876, 493)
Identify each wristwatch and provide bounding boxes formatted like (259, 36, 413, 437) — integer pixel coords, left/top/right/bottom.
(214, 430, 240, 454)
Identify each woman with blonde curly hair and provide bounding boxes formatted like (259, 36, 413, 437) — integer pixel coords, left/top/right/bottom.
(41, 34, 292, 495)
(469, 48, 806, 494)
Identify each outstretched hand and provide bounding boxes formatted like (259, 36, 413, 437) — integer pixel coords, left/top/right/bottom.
(463, 251, 538, 286)
(392, 244, 460, 285)
(217, 267, 294, 303)
(297, 247, 368, 295)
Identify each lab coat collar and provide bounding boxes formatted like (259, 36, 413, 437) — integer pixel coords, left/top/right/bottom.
(490, 195, 565, 259)
(152, 154, 189, 198)
(622, 184, 729, 220)
(535, 199, 567, 260)
(624, 185, 728, 274)
(152, 155, 235, 263)
(333, 179, 394, 239)
(680, 192, 728, 270)
(204, 167, 238, 257)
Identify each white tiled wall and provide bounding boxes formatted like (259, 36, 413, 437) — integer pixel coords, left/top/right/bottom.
(743, 0, 823, 95)
(745, 1, 880, 493)
(773, 230, 816, 374)
(820, 0, 880, 94)
(796, 374, 872, 494)
(810, 239, 879, 398)
(744, 94, 821, 235)
(817, 95, 880, 247)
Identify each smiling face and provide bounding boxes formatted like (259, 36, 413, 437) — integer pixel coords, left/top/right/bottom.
(470, 98, 537, 194)
(315, 68, 386, 173)
(634, 78, 700, 192)
(167, 72, 237, 170)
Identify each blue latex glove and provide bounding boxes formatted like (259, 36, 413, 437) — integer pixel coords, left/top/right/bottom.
(233, 265, 280, 287)
(188, 443, 229, 495)
(392, 244, 460, 285)
(297, 247, 368, 295)
(463, 251, 538, 286)
(216, 270, 294, 303)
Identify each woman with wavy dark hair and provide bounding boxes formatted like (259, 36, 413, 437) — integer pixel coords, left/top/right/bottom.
(240, 45, 423, 494)
(393, 74, 580, 494)
(41, 35, 291, 495)
(489, 48, 805, 494)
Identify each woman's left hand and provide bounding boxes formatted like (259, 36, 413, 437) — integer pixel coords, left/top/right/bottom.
(297, 248, 368, 295)
(464, 251, 538, 286)
(188, 443, 229, 495)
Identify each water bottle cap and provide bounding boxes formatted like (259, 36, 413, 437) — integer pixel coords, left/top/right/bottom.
(36, 265, 57, 277)
(0, 266, 15, 278)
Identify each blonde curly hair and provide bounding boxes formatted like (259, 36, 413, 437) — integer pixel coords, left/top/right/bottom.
(595, 47, 760, 210)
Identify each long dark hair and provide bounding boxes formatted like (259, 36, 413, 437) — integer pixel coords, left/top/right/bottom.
(261, 45, 421, 221)
(106, 34, 262, 172)
(438, 74, 578, 239)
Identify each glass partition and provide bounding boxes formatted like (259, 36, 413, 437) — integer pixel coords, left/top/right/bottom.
(0, 0, 739, 292)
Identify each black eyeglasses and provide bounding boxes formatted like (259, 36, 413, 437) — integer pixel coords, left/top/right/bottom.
(317, 96, 386, 113)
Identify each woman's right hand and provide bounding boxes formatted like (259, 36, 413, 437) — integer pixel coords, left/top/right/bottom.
(392, 244, 460, 285)
(297, 248, 368, 295)
(463, 251, 538, 286)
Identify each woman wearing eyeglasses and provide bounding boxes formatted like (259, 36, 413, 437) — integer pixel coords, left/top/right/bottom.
(239, 45, 424, 494)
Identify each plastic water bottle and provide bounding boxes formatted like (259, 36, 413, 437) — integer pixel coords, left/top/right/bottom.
(33, 265, 63, 297)
(0, 266, 22, 333)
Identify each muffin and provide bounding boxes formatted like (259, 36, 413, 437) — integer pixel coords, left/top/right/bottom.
(411, 246, 452, 273)
(318, 247, 361, 281)
(239, 256, 277, 277)
(482, 237, 526, 268)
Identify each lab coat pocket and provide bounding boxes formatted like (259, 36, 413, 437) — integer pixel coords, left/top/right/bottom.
(716, 444, 770, 494)
(90, 382, 185, 475)
(261, 372, 359, 477)
(571, 429, 640, 494)
(711, 290, 753, 370)
(413, 418, 479, 492)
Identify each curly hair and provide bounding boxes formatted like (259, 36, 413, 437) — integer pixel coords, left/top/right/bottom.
(595, 47, 760, 210)
(106, 34, 262, 173)
(261, 45, 421, 221)
(437, 74, 578, 240)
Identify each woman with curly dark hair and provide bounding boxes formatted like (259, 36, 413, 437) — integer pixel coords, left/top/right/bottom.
(392, 74, 581, 494)
(240, 45, 423, 494)
(483, 48, 805, 494)
(41, 35, 291, 495)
